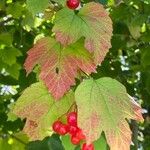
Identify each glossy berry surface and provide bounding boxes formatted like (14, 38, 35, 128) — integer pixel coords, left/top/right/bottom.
(76, 129, 85, 140)
(69, 125, 78, 135)
(82, 143, 94, 150)
(52, 121, 62, 133)
(67, 112, 77, 126)
(58, 124, 69, 135)
(71, 135, 81, 145)
(66, 0, 80, 10)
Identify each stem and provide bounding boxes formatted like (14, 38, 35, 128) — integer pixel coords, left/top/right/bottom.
(58, 102, 76, 120)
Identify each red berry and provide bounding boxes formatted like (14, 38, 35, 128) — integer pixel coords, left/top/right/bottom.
(67, 112, 77, 126)
(71, 135, 81, 145)
(82, 143, 94, 150)
(76, 129, 85, 140)
(52, 121, 62, 133)
(66, 0, 80, 10)
(69, 125, 79, 135)
(58, 124, 69, 135)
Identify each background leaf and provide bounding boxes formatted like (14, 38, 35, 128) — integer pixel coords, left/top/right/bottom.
(0, 47, 22, 66)
(97, 0, 108, 5)
(26, 135, 64, 150)
(26, 0, 49, 16)
(62, 135, 76, 150)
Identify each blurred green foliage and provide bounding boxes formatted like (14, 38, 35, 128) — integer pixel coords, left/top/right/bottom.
(0, 0, 150, 149)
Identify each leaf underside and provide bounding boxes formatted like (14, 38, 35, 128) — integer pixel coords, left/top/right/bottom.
(53, 2, 113, 64)
(75, 77, 143, 150)
(24, 37, 96, 99)
(13, 82, 74, 140)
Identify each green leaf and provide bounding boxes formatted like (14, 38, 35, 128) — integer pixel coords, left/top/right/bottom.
(0, 47, 22, 66)
(97, 0, 108, 5)
(94, 135, 107, 150)
(0, 74, 18, 85)
(52, 2, 113, 64)
(7, 104, 18, 121)
(62, 135, 76, 150)
(0, 59, 21, 80)
(24, 37, 96, 99)
(128, 25, 141, 39)
(7, 112, 18, 122)
(52, 0, 65, 5)
(26, 135, 64, 150)
(6, 2, 24, 19)
(6, 63, 21, 79)
(141, 47, 150, 69)
(0, 33, 13, 46)
(26, 0, 49, 16)
(0, 0, 5, 10)
(127, 15, 147, 39)
(13, 82, 75, 140)
(75, 77, 143, 150)
(0, 138, 11, 150)
(141, 30, 150, 42)
(22, 10, 35, 27)
(0, 132, 28, 150)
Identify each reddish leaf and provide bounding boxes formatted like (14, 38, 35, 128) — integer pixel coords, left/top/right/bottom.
(24, 37, 96, 99)
(13, 82, 75, 140)
(105, 121, 132, 150)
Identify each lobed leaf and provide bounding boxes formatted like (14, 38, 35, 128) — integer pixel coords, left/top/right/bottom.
(24, 37, 96, 99)
(75, 77, 143, 150)
(13, 82, 74, 140)
(53, 2, 113, 64)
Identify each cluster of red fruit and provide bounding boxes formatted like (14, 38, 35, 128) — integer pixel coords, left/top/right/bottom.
(66, 0, 80, 10)
(52, 112, 94, 150)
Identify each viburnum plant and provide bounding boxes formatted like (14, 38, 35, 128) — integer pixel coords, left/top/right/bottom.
(13, 0, 143, 150)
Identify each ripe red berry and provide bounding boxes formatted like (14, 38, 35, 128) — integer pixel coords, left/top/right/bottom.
(67, 112, 77, 126)
(66, 0, 80, 10)
(71, 135, 81, 145)
(76, 129, 85, 140)
(58, 124, 69, 135)
(52, 121, 62, 133)
(82, 143, 94, 150)
(69, 125, 79, 135)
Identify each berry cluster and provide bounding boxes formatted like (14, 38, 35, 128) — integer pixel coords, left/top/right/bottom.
(52, 112, 94, 150)
(66, 0, 80, 10)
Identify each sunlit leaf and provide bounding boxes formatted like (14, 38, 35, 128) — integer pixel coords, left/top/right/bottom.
(53, 2, 113, 64)
(75, 77, 143, 149)
(13, 82, 74, 140)
(24, 37, 96, 99)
